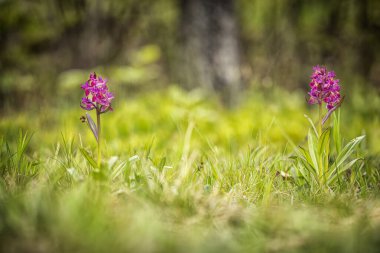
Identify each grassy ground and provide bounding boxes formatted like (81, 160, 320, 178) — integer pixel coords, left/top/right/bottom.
(1, 86, 380, 252)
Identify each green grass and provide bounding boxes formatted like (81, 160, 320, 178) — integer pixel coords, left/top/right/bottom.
(1, 86, 380, 252)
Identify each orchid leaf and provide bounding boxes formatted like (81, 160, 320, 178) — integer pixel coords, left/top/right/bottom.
(318, 127, 330, 156)
(332, 110, 342, 154)
(307, 130, 319, 174)
(304, 114, 318, 136)
(328, 158, 362, 185)
(335, 135, 365, 169)
(86, 113, 98, 142)
(297, 157, 318, 185)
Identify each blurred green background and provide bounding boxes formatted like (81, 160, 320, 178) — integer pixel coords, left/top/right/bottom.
(1, 2, 380, 252)
(1, 0, 380, 155)
(1, 0, 379, 110)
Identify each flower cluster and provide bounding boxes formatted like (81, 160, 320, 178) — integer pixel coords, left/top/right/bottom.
(81, 73, 114, 113)
(308, 65, 341, 110)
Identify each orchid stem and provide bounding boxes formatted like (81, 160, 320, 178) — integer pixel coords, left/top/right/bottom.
(318, 103, 324, 185)
(97, 110, 101, 168)
(318, 103, 322, 136)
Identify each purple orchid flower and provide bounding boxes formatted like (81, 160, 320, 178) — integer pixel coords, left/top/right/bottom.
(308, 65, 343, 125)
(81, 72, 114, 113)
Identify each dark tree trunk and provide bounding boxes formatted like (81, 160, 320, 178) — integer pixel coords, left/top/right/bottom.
(354, 0, 374, 79)
(179, 0, 242, 105)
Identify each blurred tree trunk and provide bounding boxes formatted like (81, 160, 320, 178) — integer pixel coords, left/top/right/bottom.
(179, 0, 242, 105)
(354, 0, 375, 79)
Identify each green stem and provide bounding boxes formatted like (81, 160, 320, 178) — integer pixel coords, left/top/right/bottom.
(318, 103, 322, 136)
(97, 110, 101, 168)
(318, 103, 324, 185)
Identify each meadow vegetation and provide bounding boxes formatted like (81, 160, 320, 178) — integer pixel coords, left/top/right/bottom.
(1, 84, 380, 252)
(1, 0, 380, 252)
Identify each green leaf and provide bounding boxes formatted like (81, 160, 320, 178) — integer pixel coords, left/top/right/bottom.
(80, 147, 97, 168)
(318, 127, 331, 156)
(335, 135, 365, 169)
(297, 158, 318, 185)
(328, 158, 362, 185)
(298, 146, 311, 164)
(318, 127, 330, 180)
(86, 113, 98, 142)
(307, 130, 319, 174)
(304, 114, 318, 136)
(332, 110, 342, 154)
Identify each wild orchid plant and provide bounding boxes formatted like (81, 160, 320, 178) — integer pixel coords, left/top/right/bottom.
(292, 66, 365, 190)
(80, 72, 114, 168)
(308, 65, 342, 130)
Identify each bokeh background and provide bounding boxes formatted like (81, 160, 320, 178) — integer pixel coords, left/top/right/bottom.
(1, 0, 379, 110)
(1, 2, 380, 252)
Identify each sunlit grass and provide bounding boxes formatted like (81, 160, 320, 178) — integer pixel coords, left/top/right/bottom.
(0, 86, 380, 252)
